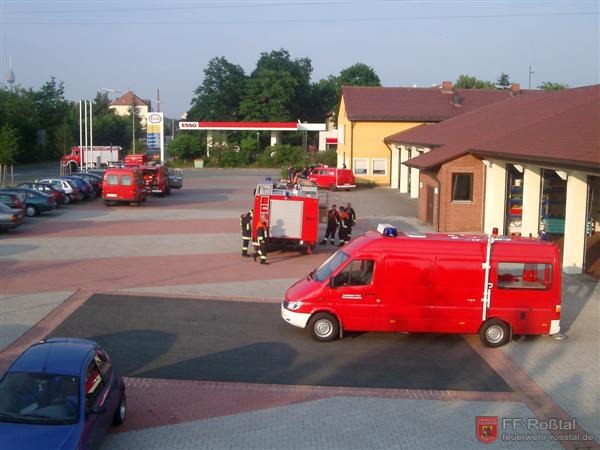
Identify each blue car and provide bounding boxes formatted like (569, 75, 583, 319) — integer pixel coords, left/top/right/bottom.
(62, 176, 96, 199)
(0, 338, 126, 450)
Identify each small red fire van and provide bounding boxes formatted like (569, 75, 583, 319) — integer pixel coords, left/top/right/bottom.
(102, 168, 146, 206)
(281, 225, 562, 347)
(308, 166, 355, 191)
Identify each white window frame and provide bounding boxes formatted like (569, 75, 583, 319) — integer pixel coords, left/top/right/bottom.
(353, 158, 369, 175)
(372, 158, 387, 176)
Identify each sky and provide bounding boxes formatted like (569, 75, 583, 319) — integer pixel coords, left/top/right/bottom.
(1, 0, 599, 119)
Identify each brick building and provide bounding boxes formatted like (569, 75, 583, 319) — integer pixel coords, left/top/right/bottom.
(385, 85, 600, 276)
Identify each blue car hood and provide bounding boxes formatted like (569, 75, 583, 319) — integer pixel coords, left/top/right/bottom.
(0, 421, 81, 450)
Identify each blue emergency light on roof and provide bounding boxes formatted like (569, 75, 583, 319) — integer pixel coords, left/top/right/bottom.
(377, 224, 398, 237)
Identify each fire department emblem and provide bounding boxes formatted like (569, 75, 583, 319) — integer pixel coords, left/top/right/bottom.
(476, 416, 498, 444)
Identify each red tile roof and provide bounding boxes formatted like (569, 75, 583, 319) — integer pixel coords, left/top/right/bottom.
(110, 91, 149, 107)
(386, 85, 600, 172)
(342, 85, 528, 122)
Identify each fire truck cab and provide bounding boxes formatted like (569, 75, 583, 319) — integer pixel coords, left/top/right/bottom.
(282, 225, 562, 347)
(252, 182, 320, 254)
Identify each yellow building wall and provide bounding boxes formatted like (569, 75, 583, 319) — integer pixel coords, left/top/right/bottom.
(337, 97, 424, 185)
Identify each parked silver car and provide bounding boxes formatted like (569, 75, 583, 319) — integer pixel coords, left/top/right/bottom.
(0, 201, 25, 231)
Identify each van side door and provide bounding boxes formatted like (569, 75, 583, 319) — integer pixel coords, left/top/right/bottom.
(327, 258, 381, 331)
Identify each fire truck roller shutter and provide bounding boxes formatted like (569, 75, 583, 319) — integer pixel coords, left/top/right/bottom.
(269, 199, 303, 239)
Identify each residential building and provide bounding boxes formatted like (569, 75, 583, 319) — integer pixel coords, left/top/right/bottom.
(336, 83, 525, 187)
(109, 91, 151, 126)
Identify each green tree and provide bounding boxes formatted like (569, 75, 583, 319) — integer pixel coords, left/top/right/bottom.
(246, 49, 313, 121)
(497, 72, 511, 89)
(33, 77, 72, 160)
(168, 132, 204, 161)
(92, 91, 112, 116)
(0, 87, 38, 163)
(538, 81, 569, 90)
(337, 63, 381, 87)
(188, 57, 247, 121)
(240, 69, 298, 121)
(454, 74, 495, 89)
(0, 124, 21, 186)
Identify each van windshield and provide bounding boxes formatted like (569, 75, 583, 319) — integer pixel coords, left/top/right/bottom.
(313, 250, 349, 281)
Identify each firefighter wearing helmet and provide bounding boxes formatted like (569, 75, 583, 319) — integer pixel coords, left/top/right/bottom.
(240, 209, 253, 257)
(254, 214, 269, 265)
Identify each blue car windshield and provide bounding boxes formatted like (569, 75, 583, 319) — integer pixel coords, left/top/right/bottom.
(0, 372, 80, 424)
(313, 250, 349, 282)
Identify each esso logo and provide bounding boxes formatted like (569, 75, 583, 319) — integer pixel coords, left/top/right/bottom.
(180, 122, 199, 128)
(148, 114, 162, 124)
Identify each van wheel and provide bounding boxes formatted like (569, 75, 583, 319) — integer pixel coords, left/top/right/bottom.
(309, 313, 339, 342)
(329, 183, 336, 192)
(479, 319, 510, 347)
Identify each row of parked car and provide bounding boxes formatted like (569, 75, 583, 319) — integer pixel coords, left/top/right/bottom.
(0, 170, 105, 232)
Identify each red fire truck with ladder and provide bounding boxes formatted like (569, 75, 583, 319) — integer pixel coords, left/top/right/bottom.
(252, 182, 320, 254)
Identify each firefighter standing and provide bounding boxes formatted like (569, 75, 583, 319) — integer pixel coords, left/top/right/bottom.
(346, 202, 356, 241)
(338, 206, 350, 246)
(321, 204, 340, 245)
(254, 214, 269, 264)
(240, 210, 252, 257)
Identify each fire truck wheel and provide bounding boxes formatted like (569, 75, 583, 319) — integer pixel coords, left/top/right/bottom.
(309, 313, 339, 342)
(479, 319, 510, 347)
(329, 183, 336, 192)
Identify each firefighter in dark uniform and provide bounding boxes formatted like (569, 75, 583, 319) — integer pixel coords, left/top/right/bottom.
(254, 214, 269, 264)
(338, 206, 350, 246)
(240, 210, 252, 257)
(321, 204, 340, 245)
(345, 202, 356, 242)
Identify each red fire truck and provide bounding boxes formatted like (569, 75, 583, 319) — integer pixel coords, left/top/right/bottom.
(62, 146, 122, 171)
(123, 154, 170, 196)
(252, 183, 320, 254)
(282, 225, 562, 347)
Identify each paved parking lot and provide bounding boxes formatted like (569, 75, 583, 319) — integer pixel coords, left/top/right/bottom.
(0, 167, 598, 449)
(48, 293, 510, 392)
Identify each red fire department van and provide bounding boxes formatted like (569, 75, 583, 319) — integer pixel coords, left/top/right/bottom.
(252, 183, 319, 253)
(102, 167, 146, 206)
(281, 225, 562, 347)
(308, 165, 355, 191)
(122, 154, 170, 196)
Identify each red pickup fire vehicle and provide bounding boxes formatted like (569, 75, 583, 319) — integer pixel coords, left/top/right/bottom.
(282, 225, 562, 347)
(252, 183, 320, 254)
(62, 146, 122, 171)
(123, 154, 170, 196)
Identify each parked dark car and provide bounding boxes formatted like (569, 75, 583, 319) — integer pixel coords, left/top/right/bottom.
(71, 172, 103, 195)
(0, 338, 126, 450)
(0, 190, 26, 210)
(0, 202, 25, 231)
(10, 187, 57, 217)
(63, 176, 96, 199)
(18, 182, 67, 206)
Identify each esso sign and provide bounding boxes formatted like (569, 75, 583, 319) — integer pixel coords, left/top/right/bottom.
(179, 122, 200, 129)
(148, 113, 162, 124)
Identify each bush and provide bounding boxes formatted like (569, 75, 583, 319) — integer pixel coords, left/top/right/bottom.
(168, 133, 204, 161)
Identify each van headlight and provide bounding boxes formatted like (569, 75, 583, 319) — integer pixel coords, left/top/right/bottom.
(286, 301, 302, 311)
